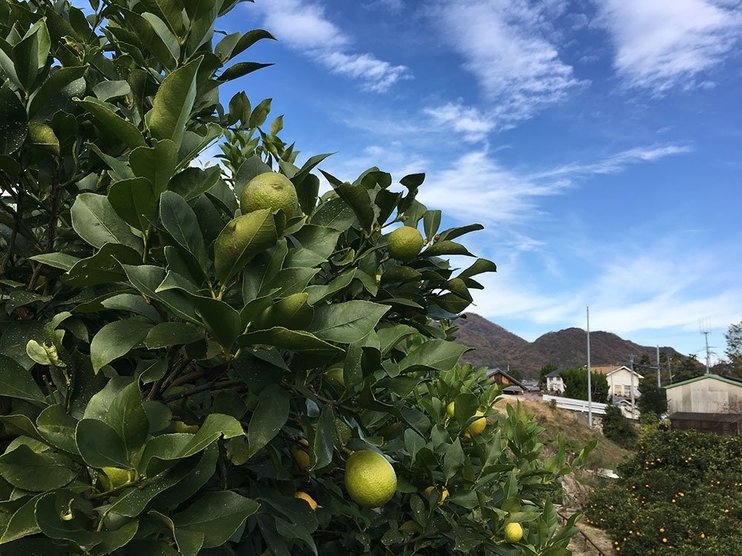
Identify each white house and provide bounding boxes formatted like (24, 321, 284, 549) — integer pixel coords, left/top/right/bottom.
(591, 365, 643, 399)
(545, 365, 643, 399)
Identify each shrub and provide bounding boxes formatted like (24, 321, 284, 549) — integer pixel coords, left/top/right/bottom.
(0, 1, 589, 554)
(601, 404, 637, 447)
(585, 430, 742, 555)
(561, 367, 609, 403)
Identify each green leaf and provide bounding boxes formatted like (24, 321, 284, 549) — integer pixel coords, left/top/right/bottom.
(309, 301, 390, 344)
(70, 193, 143, 253)
(214, 210, 279, 284)
(0, 354, 45, 403)
(249, 98, 272, 128)
(219, 61, 272, 82)
(13, 19, 50, 91)
(148, 57, 202, 148)
(129, 140, 178, 197)
(173, 491, 259, 548)
(311, 197, 356, 231)
(28, 65, 87, 118)
(92, 79, 131, 102)
(90, 318, 153, 374)
(28, 252, 81, 271)
(159, 191, 208, 271)
(321, 175, 374, 230)
(77, 97, 146, 150)
(458, 258, 497, 279)
(223, 29, 275, 60)
(247, 384, 289, 459)
(438, 223, 484, 241)
(0, 445, 75, 491)
(108, 177, 157, 232)
(193, 297, 242, 349)
(0, 85, 27, 155)
(238, 327, 343, 355)
(399, 340, 469, 373)
(0, 493, 42, 544)
(75, 419, 130, 468)
(121, 264, 200, 324)
(63, 243, 141, 287)
(443, 438, 465, 481)
(144, 322, 205, 349)
(312, 405, 336, 471)
(36, 405, 79, 455)
(169, 166, 221, 201)
(423, 240, 474, 257)
(107, 382, 149, 456)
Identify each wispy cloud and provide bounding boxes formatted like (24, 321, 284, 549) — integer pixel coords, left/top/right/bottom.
(419, 144, 689, 225)
(424, 102, 497, 142)
(427, 0, 586, 128)
(253, 0, 411, 92)
(597, 0, 742, 93)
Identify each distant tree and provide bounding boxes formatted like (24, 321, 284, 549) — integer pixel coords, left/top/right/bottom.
(725, 319, 742, 373)
(671, 354, 705, 382)
(561, 367, 609, 403)
(539, 363, 558, 389)
(601, 404, 637, 447)
(638, 377, 667, 418)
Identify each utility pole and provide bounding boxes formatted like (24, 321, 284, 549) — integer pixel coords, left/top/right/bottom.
(629, 355, 636, 420)
(656, 346, 661, 388)
(586, 306, 592, 428)
(666, 353, 673, 383)
(703, 331, 711, 374)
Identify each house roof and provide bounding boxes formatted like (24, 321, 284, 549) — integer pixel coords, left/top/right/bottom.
(590, 364, 644, 379)
(487, 368, 527, 390)
(664, 374, 742, 390)
(546, 370, 562, 378)
(668, 412, 742, 423)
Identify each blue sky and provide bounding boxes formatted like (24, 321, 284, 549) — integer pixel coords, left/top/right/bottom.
(213, 0, 741, 361)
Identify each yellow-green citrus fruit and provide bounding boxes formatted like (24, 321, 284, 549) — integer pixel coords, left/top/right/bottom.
(446, 401, 456, 418)
(174, 421, 200, 433)
(325, 365, 345, 388)
(387, 226, 424, 261)
(27, 121, 60, 155)
(294, 491, 318, 510)
(344, 450, 397, 508)
(240, 172, 298, 216)
(504, 522, 523, 543)
(466, 410, 487, 436)
(252, 292, 313, 330)
(291, 438, 311, 473)
(424, 485, 449, 505)
(99, 467, 131, 490)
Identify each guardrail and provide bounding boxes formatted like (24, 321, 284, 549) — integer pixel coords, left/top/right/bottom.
(542, 395, 608, 415)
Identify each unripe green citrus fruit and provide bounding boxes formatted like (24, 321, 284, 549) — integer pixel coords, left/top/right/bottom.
(467, 410, 487, 436)
(174, 421, 199, 433)
(291, 438, 311, 473)
(252, 292, 313, 330)
(99, 467, 131, 490)
(325, 365, 345, 388)
(387, 226, 424, 261)
(240, 172, 298, 216)
(446, 401, 456, 418)
(504, 522, 523, 543)
(344, 450, 397, 508)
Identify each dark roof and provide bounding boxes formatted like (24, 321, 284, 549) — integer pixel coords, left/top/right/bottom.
(546, 370, 562, 378)
(669, 412, 742, 423)
(487, 368, 526, 390)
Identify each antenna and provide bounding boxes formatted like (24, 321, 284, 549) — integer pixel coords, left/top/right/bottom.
(699, 319, 711, 374)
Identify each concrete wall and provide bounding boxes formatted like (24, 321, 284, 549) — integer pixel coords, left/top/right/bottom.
(667, 378, 742, 414)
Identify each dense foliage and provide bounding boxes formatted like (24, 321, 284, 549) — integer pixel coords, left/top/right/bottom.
(600, 405, 637, 448)
(0, 1, 588, 554)
(585, 430, 742, 555)
(637, 378, 667, 419)
(560, 367, 609, 403)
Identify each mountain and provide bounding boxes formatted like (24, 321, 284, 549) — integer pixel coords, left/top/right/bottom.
(453, 313, 682, 379)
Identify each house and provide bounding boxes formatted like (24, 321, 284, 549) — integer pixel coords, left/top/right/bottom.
(487, 368, 529, 395)
(544, 365, 643, 399)
(546, 369, 565, 394)
(665, 374, 742, 435)
(591, 365, 643, 399)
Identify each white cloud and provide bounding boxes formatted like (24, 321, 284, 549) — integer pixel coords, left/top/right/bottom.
(428, 0, 586, 128)
(418, 143, 689, 225)
(597, 0, 742, 93)
(363, 0, 404, 12)
(253, 0, 410, 92)
(424, 102, 496, 142)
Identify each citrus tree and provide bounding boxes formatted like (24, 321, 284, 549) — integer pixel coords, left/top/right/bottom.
(0, 1, 589, 554)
